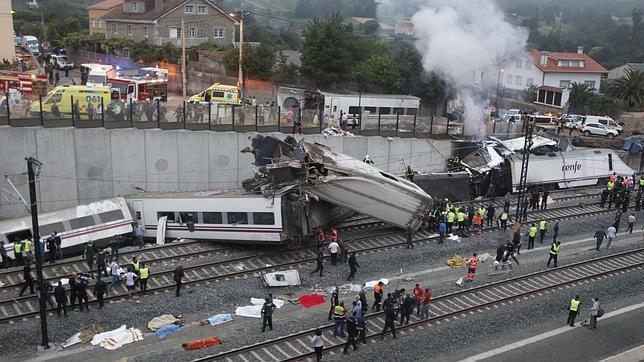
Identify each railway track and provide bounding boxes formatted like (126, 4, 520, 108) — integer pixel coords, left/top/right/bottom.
(197, 247, 644, 362)
(0, 199, 631, 324)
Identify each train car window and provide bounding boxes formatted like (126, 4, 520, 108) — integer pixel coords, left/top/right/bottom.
(348, 106, 361, 115)
(99, 210, 125, 223)
(252, 212, 275, 225)
(69, 216, 96, 229)
(157, 212, 176, 222)
(202, 212, 222, 224)
(378, 107, 391, 115)
(40, 222, 65, 235)
(227, 212, 248, 224)
(393, 107, 405, 115)
(6, 229, 32, 243)
(179, 212, 197, 223)
(364, 107, 376, 113)
(406, 108, 418, 115)
(593, 150, 601, 154)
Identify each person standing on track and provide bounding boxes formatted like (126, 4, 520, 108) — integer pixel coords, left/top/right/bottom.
(109, 236, 119, 262)
(465, 253, 479, 283)
(552, 222, 560, 243)
(347, 252, 359, 280)
(18, 264, 35, 296)
(373, 281, 384, 311)
(139, 263, 149, 295)
(406, 227, 414, 249)
(527, 224, 537, 250)
(420, 288, 432, 319)
(316, 229, 326, 250)
(261, 297, 275, 332)
(173, 265, 184, 297)
(594, 227, 606, 251)
(606, 225, 616, 250)
(567, 295, 581, 326)
(94, 277, 107, 309)
(134, 224, 145, 249)
(122, 267, 138, 300)
(380, 294, 397, 340)
(332, 302, 347, 337)
(328, 239, 339, 266)
(54, 281, 68, 317)
(539, 220, 548, 244)
(627, 214, 636, 234)
(328, 286, 339, 320)
(541, 190, 549, 210)
(311, 251, 324, 277)
(547, 241, 561, 267)
(77, 276, 90, 312)
(412, 283, 423, 316)
(110, 260, 120, 291)
(343, 312, 359, 354)
(46, 233, 57, 264)
(600, 189, 609, 208)
(311, 328, 324, 362)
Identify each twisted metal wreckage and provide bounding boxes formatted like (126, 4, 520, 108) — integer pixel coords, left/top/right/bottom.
(241, 135, 433, 234)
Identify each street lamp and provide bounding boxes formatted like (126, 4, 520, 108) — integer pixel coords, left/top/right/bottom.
(26, 157, 49, 349)
(229, 10, 250, 100)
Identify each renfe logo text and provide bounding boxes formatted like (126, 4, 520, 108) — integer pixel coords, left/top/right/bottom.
(562, 161, 582, 174)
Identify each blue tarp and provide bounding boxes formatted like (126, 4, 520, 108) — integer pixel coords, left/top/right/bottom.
(154, 324, 180, 339)
(623, 136, 644, 155)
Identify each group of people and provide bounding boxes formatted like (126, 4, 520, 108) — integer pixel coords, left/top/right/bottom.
(311, 228, 360, 280)
(600, 173, 643, 212)
(567, 295, 602, 330)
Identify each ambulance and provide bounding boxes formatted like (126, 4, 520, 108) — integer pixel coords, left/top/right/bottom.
(30, 85, 120, 118)
(188, 83, 241, 105)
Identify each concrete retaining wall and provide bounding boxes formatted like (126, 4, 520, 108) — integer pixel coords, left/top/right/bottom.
(0, 127, 452, 218)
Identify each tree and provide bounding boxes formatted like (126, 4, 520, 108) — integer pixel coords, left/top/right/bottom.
(586, 94, 625, 118)
(607, 68, 644, 109)
(300, 14, 357, 87)
(359, 20, 379, 35)
(567, 82, 594, 114)
(223, 44, 276, 80)
(362, 42, 401, 92)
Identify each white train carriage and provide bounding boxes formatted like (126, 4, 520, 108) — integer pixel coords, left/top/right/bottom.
(125, 191, 287, 244)
(510, 149, 635, 192)
(1, 197, 133, 260)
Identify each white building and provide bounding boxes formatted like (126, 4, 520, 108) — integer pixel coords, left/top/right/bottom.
(493, 47, 608, 109)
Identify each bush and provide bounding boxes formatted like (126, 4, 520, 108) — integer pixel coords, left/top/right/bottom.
(585, 94, 625, 118)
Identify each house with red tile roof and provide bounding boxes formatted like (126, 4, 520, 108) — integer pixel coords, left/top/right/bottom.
(497, 47, 608, 108)
(100, 0, 237, 47)
(88, 0, 124, 34)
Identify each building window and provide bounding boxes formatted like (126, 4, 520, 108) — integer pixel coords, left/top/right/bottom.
(213, 27, 224, 38)
(525, 60, 532, 70)
(515, 76, 522, 86)
(143, 26, 148, 37)
(99, 20, 104, 28)
(127, 25, 132, 35)
(515, 59, 522, 69)
(558, 60, 584, 68)
(170, 27, 181, 38)
(584, 80, 596, 90)
(132, 1, 137, 11)
(527, 77, 534, 86)
(189, 27, 196, 38)
(91, 19, 96, 28)
(185, 4, 195, 14)
(537, 88, 564, 107)
(559, 80, 571, 88)
(112, 23, 117, 34)
(197, 5, 207, 14)
(506, 74, 513, 84)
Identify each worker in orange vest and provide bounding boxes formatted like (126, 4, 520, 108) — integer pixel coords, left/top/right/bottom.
(466, 253, 479, 282)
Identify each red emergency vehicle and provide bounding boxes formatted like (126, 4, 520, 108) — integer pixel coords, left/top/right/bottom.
(0, 70, 48, 96)
(108, 67, 168, 102)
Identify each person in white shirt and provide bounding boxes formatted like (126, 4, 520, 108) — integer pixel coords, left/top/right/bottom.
(606, 225, 616, 249)
(311, 328, 324, 361)
(122, 267, 138, 299)
(110, 261, 120, 290)
(328, 241, 339, 265)
(627, 214, 636, 234)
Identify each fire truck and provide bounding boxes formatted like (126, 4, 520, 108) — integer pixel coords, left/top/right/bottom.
(108, 67, 168, 102)
(0, 70, 48, 96)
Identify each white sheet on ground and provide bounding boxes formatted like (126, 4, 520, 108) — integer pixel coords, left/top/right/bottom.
(235, 305, 263, 318)
(250, 298, 285, 309)
(147, 314, 180, 331)
(62, 332, 81, 348)
(91, 325, 144, 350)
(206, 313, 233, 326)
(363, 278, 389, 289)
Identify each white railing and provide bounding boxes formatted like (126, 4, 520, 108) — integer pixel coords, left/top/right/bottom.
(156, 38, 208, 47)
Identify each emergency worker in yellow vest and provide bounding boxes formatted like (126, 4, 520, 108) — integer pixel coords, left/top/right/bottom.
(13, 241, 23, 265)
(539, 220, 547, 244)
(139, 262, 149, 295)
(23, 238, 33, 264)
(527, 224, 538, 250)
(547, 241, 560, 267)
(446, 210, 456, 234)
(567, 295, 581, 326)
(499, 211, 510, 231)
(457, 210, 467, 233)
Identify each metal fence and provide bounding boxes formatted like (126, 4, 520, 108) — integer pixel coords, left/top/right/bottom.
(0, 93, 462, 138)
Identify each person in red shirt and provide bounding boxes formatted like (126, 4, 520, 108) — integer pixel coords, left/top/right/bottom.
(412, 284, 423, 316)
(420, 288, 432, 319)
(330, 228, 338, 242)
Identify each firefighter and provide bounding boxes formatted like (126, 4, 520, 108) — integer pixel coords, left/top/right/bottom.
(465, 253, 479, 283)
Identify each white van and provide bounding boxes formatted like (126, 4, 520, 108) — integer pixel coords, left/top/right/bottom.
(20, 35, 40, 56)
(580, 116, 623, 134)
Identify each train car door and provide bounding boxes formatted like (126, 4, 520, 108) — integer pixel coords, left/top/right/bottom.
(131, 200, 144, 227)
(156, 216, 167, 245)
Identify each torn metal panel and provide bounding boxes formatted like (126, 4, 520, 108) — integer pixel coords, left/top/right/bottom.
(262, 270, 301, 287)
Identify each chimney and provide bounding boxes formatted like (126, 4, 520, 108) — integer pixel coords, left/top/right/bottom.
(155, 0, 164, 13)
(577, 46, 584, 55)
(540, 51, 549, 66)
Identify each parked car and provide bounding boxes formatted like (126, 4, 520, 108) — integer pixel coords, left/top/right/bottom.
(50, 54, 74, 70)
(579, 115, 623, 134)
(562, 114, 584, 129)
(581, 122, 619, 138)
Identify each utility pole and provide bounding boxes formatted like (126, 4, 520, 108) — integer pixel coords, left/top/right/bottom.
(181, 17, 186, 97)
(26, 157, 49, 348)
(514, 123, 533, 222)
(230, 10, 250, 99)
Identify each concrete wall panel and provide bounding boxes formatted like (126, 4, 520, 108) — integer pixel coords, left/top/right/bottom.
(35, 128, 79, 212)
(209, 132, 239, 190)
(366, 137, 391, 171)
(177, 131, 209, 191)
(144, 130, 179, 192)
(74, 129, 113, 203)
(237, 133, 257, 184)
(342, 137, 368, 160)
(388, 138, 412, 174)
(0, 128, 37, 217)
(110, 129, 146, 197)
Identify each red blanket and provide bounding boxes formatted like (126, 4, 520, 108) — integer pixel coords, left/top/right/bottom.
(299, 294, 325, 308)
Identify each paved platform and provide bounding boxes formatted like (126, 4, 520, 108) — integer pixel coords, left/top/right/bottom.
(461, 301, 644, 362)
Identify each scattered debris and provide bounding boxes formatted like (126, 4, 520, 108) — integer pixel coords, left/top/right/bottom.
(447, 256, 468, 268)
(262, 270, 301, 287)
(62, 333, 81, 349)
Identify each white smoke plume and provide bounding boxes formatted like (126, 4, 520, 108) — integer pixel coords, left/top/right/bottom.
(410, 0, 528, 136)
